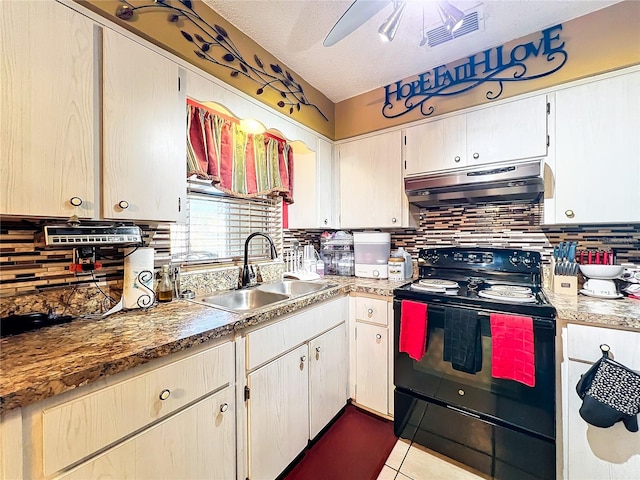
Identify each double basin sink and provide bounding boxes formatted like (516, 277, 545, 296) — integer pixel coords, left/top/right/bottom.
(197, 280, 337, 313)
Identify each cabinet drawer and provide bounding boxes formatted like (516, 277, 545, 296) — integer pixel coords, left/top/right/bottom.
(567, 324, 640, 369)
(354, 296, 389, 326)
(246, 297, 347, 371)
(42, 341, 234, 475)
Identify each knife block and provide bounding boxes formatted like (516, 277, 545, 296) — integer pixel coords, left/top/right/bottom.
(551, 258, 578, 296)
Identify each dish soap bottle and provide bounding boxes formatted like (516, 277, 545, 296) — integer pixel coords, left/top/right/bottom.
(157, 265, 173, 302)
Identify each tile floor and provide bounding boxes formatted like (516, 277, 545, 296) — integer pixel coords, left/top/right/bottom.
(377, 438, 490, 480)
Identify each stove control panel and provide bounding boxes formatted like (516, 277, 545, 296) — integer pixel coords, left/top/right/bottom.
(418, 247, 541, 273)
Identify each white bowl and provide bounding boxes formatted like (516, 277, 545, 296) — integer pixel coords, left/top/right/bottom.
(579, 264, 624, 279)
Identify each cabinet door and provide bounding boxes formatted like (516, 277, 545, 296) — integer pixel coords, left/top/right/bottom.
(58, 387, 235, 480)
(316, 138, 336, 228)
(309, 323, 348, 439)
(103, 29, 186, 222)
(248, 344, 309, 480)
(554, 71, 640, 223)
(466, 95, 548, 166)
(339, 131, 403, 228)
(404, 115, 466, 175)
(287, 147, 317, 228)
(0, 0, 96, 218)
(355, 322, 388, 415)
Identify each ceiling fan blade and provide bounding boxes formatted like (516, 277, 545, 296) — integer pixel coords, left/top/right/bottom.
(323, 0, 390, 47)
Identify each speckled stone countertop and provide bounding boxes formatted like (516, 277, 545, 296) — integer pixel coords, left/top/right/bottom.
(3, 276, 637, 414)
(0, 277, 406, 414)
(544, 290, 640, 330)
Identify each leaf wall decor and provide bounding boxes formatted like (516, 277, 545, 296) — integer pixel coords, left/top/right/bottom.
(114, 0, 328, 121)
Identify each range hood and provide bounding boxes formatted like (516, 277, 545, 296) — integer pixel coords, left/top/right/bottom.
(405, 159, 544, 207)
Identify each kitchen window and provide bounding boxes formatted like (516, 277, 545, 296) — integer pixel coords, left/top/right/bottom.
(170, 179, 283, 265)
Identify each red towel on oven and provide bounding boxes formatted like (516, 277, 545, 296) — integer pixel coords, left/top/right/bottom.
(399, 300, 428, 361)
(490, 313, 535, 387)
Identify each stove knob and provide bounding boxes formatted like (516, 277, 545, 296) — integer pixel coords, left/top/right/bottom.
(430, 253, 440, 264)
(523, 257, 533, 267)
(509, 255, 521, 265)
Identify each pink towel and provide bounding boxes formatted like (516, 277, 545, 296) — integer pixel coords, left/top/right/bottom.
(399, 301, 428, 361)
(490, 313, 535, 387)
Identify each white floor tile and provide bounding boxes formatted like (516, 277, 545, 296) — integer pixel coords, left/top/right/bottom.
(395, 473, 412, 480)
(398, 444, 490, 480)
(385, 438, 412, 470)
(377, 465, 398, 480)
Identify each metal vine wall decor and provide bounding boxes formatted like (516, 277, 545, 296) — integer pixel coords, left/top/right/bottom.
(115, 0, 328, 121)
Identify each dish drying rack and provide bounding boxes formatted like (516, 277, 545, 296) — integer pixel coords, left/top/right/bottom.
(283, 242, 321, 280)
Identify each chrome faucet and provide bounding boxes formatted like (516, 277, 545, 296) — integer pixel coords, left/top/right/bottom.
(242, 232, 278, 287)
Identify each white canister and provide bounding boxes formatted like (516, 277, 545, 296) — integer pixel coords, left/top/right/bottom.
(388, 257, 405, 281)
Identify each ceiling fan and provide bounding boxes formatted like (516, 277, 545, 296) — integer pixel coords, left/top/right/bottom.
(323, 0, 465, 47)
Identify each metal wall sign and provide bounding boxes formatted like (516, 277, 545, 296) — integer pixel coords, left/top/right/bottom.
(382, 24, 568, 119)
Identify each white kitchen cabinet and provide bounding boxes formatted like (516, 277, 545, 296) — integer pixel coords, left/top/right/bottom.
(0, 0, 97, 218)
(247, 344, 310, 480)
(243, 297, 349, 479)
(339, 130, 414, 228)
(0, 408, 23, 480)
(287, 138, 337, 229)
(102, 28, 186, 222)
(352, 295, 393, 417)
(403, 95, 548, 176)
(57, 387, 235, 480)
(309, 323, 348, 439)
(561, 323, 640, 480)
(552, 70, 640, 224)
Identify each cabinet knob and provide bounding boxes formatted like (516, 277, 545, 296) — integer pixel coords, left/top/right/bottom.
(473, 152, 480, 159)
(118, 200, 130, 210)
(375, 334, 382, 340)
(391, 217, 397, 223)
(219, 403, 229, 413)
(69, 196, 83, 207)
(367, 308, 373, 317)
(159, 389, 171, 401)
(323, 219, 328, 225)
(300, 355, 306, 362)
(454, 156, 461, 163)
(315, 346, 321, 353)
(564, 209, 575, 218)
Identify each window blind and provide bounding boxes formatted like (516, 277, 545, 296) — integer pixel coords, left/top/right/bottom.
(170, 181, 283, 265)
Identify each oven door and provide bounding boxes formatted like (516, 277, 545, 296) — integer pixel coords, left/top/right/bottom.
(393, 299, 555, 440)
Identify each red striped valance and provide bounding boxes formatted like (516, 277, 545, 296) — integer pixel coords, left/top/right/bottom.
(186, 99, 294, 203)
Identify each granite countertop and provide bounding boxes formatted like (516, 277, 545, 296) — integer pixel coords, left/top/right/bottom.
(2, 276, 639, 415)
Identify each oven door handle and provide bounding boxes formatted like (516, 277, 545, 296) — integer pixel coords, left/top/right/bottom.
(476, 311, 556, 330)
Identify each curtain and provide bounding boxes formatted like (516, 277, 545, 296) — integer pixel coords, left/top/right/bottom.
(186, 99, 294, 204)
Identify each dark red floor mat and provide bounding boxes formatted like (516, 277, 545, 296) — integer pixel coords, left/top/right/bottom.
(285, 405, 398, 480)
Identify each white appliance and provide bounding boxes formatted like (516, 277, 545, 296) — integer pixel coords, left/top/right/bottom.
(353, 232, 391, 279)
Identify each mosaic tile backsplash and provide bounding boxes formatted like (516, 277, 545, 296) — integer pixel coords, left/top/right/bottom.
(2, 203, 639, 317)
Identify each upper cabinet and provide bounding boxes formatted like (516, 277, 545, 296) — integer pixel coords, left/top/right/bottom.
(0, 0, 97, 218)
(287, 138, 337, 229)
(102, 29, 186, 222)
(338, 130, 415, 228)
(551, 69, 640, 224)
(404, 95, 549, 176)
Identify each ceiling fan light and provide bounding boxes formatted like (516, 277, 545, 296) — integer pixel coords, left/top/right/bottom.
(378, 1, 407, 42)
(437, 0, 465, 33)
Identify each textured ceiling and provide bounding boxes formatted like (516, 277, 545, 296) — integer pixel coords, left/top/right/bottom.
(202, 0, 620, 103)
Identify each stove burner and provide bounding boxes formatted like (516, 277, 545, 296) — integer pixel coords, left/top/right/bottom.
(488, 285, 533, 294)
(478, 289, 537, 303)
(418, 279, 459, 289)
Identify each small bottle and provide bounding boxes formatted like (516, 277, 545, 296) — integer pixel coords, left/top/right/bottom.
(157, 265, 173, 302)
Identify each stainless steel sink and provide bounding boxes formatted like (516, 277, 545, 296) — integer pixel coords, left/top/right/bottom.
(257, 280, 334, 296)
(199, 289, 289, 312)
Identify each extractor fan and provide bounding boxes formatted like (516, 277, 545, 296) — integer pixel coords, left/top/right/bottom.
(323, 0, 465, 46)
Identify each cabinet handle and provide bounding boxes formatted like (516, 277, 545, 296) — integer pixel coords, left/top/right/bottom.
(564, 209, 575, 218)
(473, 152, 480, 159)
(376, 334, 382, 340)
(69, 196, 83, 207)
(454, 156, 461, 163)
(391, 217, 397, 223)
(118, 200, 130, 210)
(219, 403, 229, 413)
(159, 389, 171, 401)
(300, 355, 307, 362)
(315, 346, 321, 360)
(367, 308, 373, 317)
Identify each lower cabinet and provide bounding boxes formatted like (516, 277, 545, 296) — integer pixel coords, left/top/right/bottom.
(244, 297, 348, 480)
(58, 387, 235, 480)
(351, 295, 394, 417)
(561, 323, 640, 479)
